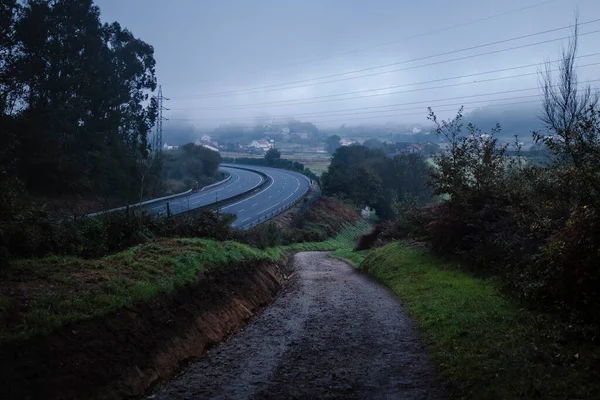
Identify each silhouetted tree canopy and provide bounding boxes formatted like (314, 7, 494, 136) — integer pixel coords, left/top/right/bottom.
(0, 0, 158, 202)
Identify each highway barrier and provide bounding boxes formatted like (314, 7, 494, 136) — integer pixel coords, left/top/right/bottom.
(86, 171, 232, 218)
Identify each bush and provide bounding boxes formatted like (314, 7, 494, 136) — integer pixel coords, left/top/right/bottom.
(0, 206, 233, 260)
(415, 104, 600, 318)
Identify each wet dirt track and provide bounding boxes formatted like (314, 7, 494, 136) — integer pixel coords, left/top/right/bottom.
(151, 252, 445, 400)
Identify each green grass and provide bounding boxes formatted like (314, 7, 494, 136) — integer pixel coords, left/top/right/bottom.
(330, 248, 370, 266)
(358, 242, 600, 399)
(1, 239, 284, 343)
(285, 220, 371, 252)
(1, 220, 371, 344)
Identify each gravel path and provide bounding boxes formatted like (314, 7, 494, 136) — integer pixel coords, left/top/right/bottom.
(151, 252, 445, 400)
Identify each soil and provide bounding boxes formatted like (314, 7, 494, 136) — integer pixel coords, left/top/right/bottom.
(0, 261, 287, 400)
(152, 252, 445, 400)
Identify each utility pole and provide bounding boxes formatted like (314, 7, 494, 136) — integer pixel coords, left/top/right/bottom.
(153, 85, 170, 154)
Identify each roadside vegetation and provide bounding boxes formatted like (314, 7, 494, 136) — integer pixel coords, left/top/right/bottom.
(357, 243, 599, 399)
(0, 215, 368, 344)
(0, 239, 281, 343)
(321, 146, 432, 220)
(327, 25, 600, 399)
(236, 196, 366, 248)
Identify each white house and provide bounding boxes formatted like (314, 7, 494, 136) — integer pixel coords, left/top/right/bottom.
(200, 134, 211, 142)
(340, 138, 357, 146)
(249, 140, 272, 150)
(201, 144, 219, 153)
(163, 143, 178, 151)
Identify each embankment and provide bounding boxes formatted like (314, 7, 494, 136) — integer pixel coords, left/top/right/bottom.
(1, 259, 288, 400)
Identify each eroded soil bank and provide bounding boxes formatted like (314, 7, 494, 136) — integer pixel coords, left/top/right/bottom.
(0, 261, 287, 400)
(152, 252, 445, 400)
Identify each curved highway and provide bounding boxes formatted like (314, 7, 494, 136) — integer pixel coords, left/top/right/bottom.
(145, 166, 264, 217)
(220, 164, 311, 230)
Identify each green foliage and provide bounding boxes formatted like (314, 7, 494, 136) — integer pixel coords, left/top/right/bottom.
(326, 135, 341, 154)
(286, 220, 372, 252)
(264, 148, 281, 166)
(359, 243, 600, 399)
(1, 238, 283, 342)
(418, 103, 600, 315)
(330, 248, 369, 265)
(321, 145, 431, 220)
(162, 143, 222, 190)
(1, 0, 158, 201)
(0, 207, 233, 260)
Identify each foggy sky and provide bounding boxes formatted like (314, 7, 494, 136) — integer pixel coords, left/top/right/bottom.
(94, 0, 600, 129)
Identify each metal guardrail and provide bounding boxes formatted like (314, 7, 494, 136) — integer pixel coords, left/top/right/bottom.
(86, 172, 232, 218)
(86, 188, 193, 217)
(200, 173, 231, 191)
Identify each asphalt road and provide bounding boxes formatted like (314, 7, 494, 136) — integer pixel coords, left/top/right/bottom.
(144, 166, 264, 217)
(151, 252, 444, 400)
(219, 164, 311, 230)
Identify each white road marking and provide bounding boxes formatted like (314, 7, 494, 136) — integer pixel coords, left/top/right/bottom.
(221, 173, 274, 210)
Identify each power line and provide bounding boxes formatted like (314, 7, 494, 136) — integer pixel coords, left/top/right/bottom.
(171, 62, 600, 110)
(170, 95, 542, 122)
(171, 99, 544, 128)
(182, 18, 599, 99)
(185, 0, 557, 86)
(170, 55, 600, 111)
(169, 79, 600, 124)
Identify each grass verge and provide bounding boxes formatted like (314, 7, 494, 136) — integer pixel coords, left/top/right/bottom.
(330, 248, 370, 265)
(0, 220, 371, 345)
(358, 242, 600, 400)
(286, 220, 371, 251)
(0, 239, 283, 343)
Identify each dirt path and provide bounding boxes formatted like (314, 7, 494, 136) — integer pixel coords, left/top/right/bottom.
(151, 252, 445, 399)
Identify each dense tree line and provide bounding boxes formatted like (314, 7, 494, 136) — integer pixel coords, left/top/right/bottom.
(0, 0, 158, 206)
(321, 146, 431, 219)
(162, 144, 222, 194)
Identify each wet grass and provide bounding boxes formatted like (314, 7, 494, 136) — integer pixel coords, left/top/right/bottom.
(329, 248, 370, 266)
(0, 220, 371, 344)
(0, 239, 283, 343)
(358, 242, 600, 400)
(286, 220, 371, 252)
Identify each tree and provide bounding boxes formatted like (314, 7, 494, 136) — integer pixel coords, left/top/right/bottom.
(536, 20, 600, 206)
(264, 148, 281, 166)
(538, 20, 598, 141)
(363, 138, 383, 149)
(326, 135, 341, 154)
(0, 0, 158, 201)
(421, 142, 441, 155)
(321, 145, 430, 220)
